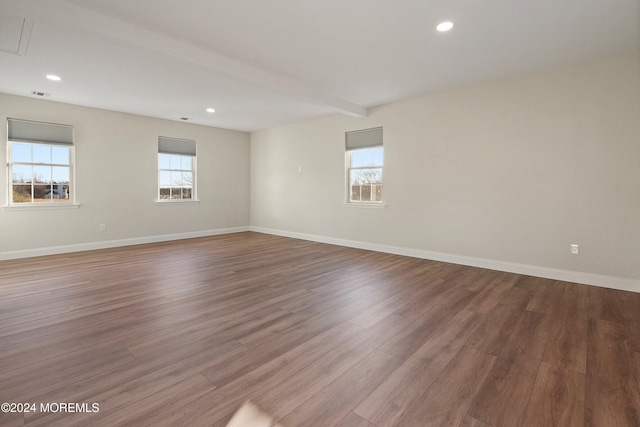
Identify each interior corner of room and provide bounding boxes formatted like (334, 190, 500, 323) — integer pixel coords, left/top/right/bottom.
(1, 2, 640, 426)
(0, 2, 638, 288)
(2, 51, 639, 290)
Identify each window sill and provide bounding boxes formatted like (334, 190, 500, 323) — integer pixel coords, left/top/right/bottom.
(155, 200, 200, 206)
(3, 203, 80, 211)
(342, 202, 386, 209)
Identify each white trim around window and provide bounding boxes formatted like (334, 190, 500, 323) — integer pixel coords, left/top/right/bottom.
(6, 118, 76, 207)
(157, 136, 197, 202)
(345, 127, 384, 205)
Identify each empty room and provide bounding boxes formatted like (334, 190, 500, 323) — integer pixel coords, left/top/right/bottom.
(1, 0, 639, 426)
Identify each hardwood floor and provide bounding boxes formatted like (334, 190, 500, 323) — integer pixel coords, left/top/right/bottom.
(1, 231, 639, 426)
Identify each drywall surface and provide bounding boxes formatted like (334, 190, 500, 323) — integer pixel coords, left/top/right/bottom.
(250, 52, 640, 281)
(1, 93, 250, 255)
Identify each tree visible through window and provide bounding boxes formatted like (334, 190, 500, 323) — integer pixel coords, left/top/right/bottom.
(9, 142, 71, 204)
(158, 154, 194, 200)
(7, 118, 74, 205)
(157, 136, 196, 202)
(347, 146, 383, 203)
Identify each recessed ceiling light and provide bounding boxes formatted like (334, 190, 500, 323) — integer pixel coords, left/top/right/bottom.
(206, 108, 215, 113)
(46, 74, 62, 81)
(436, 21, 454, 32)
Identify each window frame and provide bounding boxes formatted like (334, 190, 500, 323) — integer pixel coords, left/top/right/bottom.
(6, 119, 76, 207)
(157, 137, 197, 203)
(345, 127, 384, 205)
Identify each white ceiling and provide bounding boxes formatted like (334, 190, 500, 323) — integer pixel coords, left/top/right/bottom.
(1, 0, 638, 132)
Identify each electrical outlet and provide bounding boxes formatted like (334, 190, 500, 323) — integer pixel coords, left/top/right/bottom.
(570, 244, 579, 255)
(100, 224, 107, 232)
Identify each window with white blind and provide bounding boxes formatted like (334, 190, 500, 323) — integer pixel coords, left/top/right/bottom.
(346, 127, 383, 203)
(158, 136, 196, 201)
(7, 118, 74, 205)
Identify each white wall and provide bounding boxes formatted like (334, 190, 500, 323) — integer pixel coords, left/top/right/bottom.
(250, 52, 640, 284)
(1, 93, 250, 257)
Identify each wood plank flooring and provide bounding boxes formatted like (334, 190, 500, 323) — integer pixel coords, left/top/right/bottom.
(1, 231, 639, 426)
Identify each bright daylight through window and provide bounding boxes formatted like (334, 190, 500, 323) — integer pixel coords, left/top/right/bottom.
(346, 127, 383, 203)
(158, 136, 196, 201)
(7, 119, 74, 205)
(9, 143, 71, 203)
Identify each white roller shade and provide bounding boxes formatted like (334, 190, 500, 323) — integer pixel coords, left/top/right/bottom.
(345, 127, 383, 151)
(158, 136, 196, 156)
(8, 118, 74, 145)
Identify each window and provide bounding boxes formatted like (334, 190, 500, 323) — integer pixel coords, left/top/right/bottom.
(7, 119, 74, 205)
(158, 136, 196, 201)
(346, 127, 383, 203)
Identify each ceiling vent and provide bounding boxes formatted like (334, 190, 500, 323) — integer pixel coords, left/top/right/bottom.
(0, 14, 34, 56)
(31, 91, 50, 97)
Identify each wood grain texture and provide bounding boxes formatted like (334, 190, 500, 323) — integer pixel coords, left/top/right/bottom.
(354, 341, 459, 427)
(334, 412, 377, 427)
(585, 318, 640, 426)
(522, 362, 585, 427)
(460, 415, 492, 427)
(542, 294, 588, 374)
(467, 353, 541, 426)
(278, 349, 402, 427)
(252, 314, 412, 421)
(0, 232, 639, 426)
(394, 346, 496, 426)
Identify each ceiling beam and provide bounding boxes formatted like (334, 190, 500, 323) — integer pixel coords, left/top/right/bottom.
(4, 0, 367, 117)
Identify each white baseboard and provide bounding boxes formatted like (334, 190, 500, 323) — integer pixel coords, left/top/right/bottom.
(250, 226, 640, 293)
(0, 226, 250, 261)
